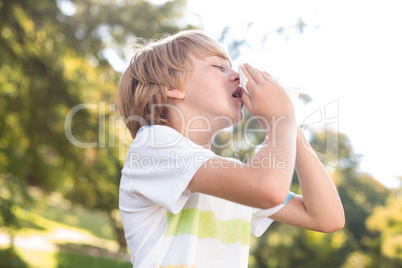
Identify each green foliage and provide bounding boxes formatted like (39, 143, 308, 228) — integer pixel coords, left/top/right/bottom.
(28, 201, 115, 240)
(0, 174, 30, 244)
(251, 225, 352, 268)
(246, 128, 397, 268)
(55, 251, 131, 268)
(1, 0, 401, 267)
(2, 191, 131, 267)
(0, 0, 94, 189)
(0, 0, 193, 194)
(366, 195, 402, 267)
(215, 115, 396, 268)
(0, 0, 194, 261)
(310, 130, 390, 242)
(0, 247, 28, 268)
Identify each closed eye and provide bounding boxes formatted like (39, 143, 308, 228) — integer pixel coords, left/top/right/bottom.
(212, 65, 225, 71)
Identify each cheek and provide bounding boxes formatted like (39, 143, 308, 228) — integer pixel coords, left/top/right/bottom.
(205, 76, 227, 96)
(184, 72, 228, 100)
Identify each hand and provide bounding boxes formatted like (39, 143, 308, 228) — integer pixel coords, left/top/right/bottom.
(240, 64, 295, 127)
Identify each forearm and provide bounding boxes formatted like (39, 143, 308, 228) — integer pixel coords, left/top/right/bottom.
(295, 127, 345, 230)
(248, 117, 297, 201)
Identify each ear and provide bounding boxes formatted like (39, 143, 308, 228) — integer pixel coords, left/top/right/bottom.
(167, 86, 185, 100)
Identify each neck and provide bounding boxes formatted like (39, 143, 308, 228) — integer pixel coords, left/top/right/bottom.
(169, 116, 226, 150)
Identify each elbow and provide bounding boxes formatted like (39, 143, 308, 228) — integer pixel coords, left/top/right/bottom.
(271, 188, 289, 207)
(258, 185, 289, 209)
(253, 169, 292, 209)
(320, 222, 345, 233)
(318, 213, 345, 233)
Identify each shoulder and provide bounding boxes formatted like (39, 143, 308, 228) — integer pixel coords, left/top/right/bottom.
(123, 125, 218, 177)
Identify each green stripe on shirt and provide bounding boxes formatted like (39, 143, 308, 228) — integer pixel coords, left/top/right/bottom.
(166, 209, 251, 245)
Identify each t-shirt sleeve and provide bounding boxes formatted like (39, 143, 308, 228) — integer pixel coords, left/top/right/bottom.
(251, 191, 295, 237)
(121, 126, 216, 214)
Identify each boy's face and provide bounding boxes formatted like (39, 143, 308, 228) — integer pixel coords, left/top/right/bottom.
(182, 54, 244, 128)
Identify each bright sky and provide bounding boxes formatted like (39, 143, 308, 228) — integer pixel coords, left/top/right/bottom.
(183, 0, 402, 188)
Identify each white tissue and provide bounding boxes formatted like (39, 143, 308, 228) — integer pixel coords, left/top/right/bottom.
(238, 66, 300, 107)
(238, 66, 249, 95)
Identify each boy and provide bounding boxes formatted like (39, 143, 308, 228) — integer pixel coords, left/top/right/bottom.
(118, 30, 344, 268)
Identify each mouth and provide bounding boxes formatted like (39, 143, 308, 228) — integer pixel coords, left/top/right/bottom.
(232, 87, 243, 99)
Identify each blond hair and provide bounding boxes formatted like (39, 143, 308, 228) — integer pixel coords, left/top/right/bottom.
(118, 30, 231, 138)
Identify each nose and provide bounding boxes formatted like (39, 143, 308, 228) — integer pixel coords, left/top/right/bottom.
(229, 69, 240, 83)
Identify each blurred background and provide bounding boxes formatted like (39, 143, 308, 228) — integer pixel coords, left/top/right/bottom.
(0, 0, 401, 267)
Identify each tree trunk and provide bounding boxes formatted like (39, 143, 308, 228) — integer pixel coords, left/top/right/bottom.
(109, 209, 128, 254)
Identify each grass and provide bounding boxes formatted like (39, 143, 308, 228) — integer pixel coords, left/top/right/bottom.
(28, 203, 115, 240)
(14, 248, 57, 268)
(0, 247, 28, 268)
(8, 247, 131, 268)
(55, 251, 131, 268)
(20, 189, 115, 240)
(0, 188, 131, 268)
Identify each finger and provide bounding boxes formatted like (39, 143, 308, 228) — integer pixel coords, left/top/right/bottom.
(260, 70, 281, 87)
(243, 63, 265, 85)
(263, 71, 272, 77)
(239, 64, 257, 90)
(258, 69, 271, 82)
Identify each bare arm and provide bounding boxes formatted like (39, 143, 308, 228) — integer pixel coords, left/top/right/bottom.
(188, 64, 297, 209)
(269, 127, 345, 233)
(188, 118, 296, 209)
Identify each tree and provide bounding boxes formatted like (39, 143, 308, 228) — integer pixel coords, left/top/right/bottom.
(0, 0, 194, 253)
(366, 195, 402, 267)
(247, 129, 391, 268)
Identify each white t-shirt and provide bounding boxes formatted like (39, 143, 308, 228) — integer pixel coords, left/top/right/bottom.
(119, 125, 294, 268)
